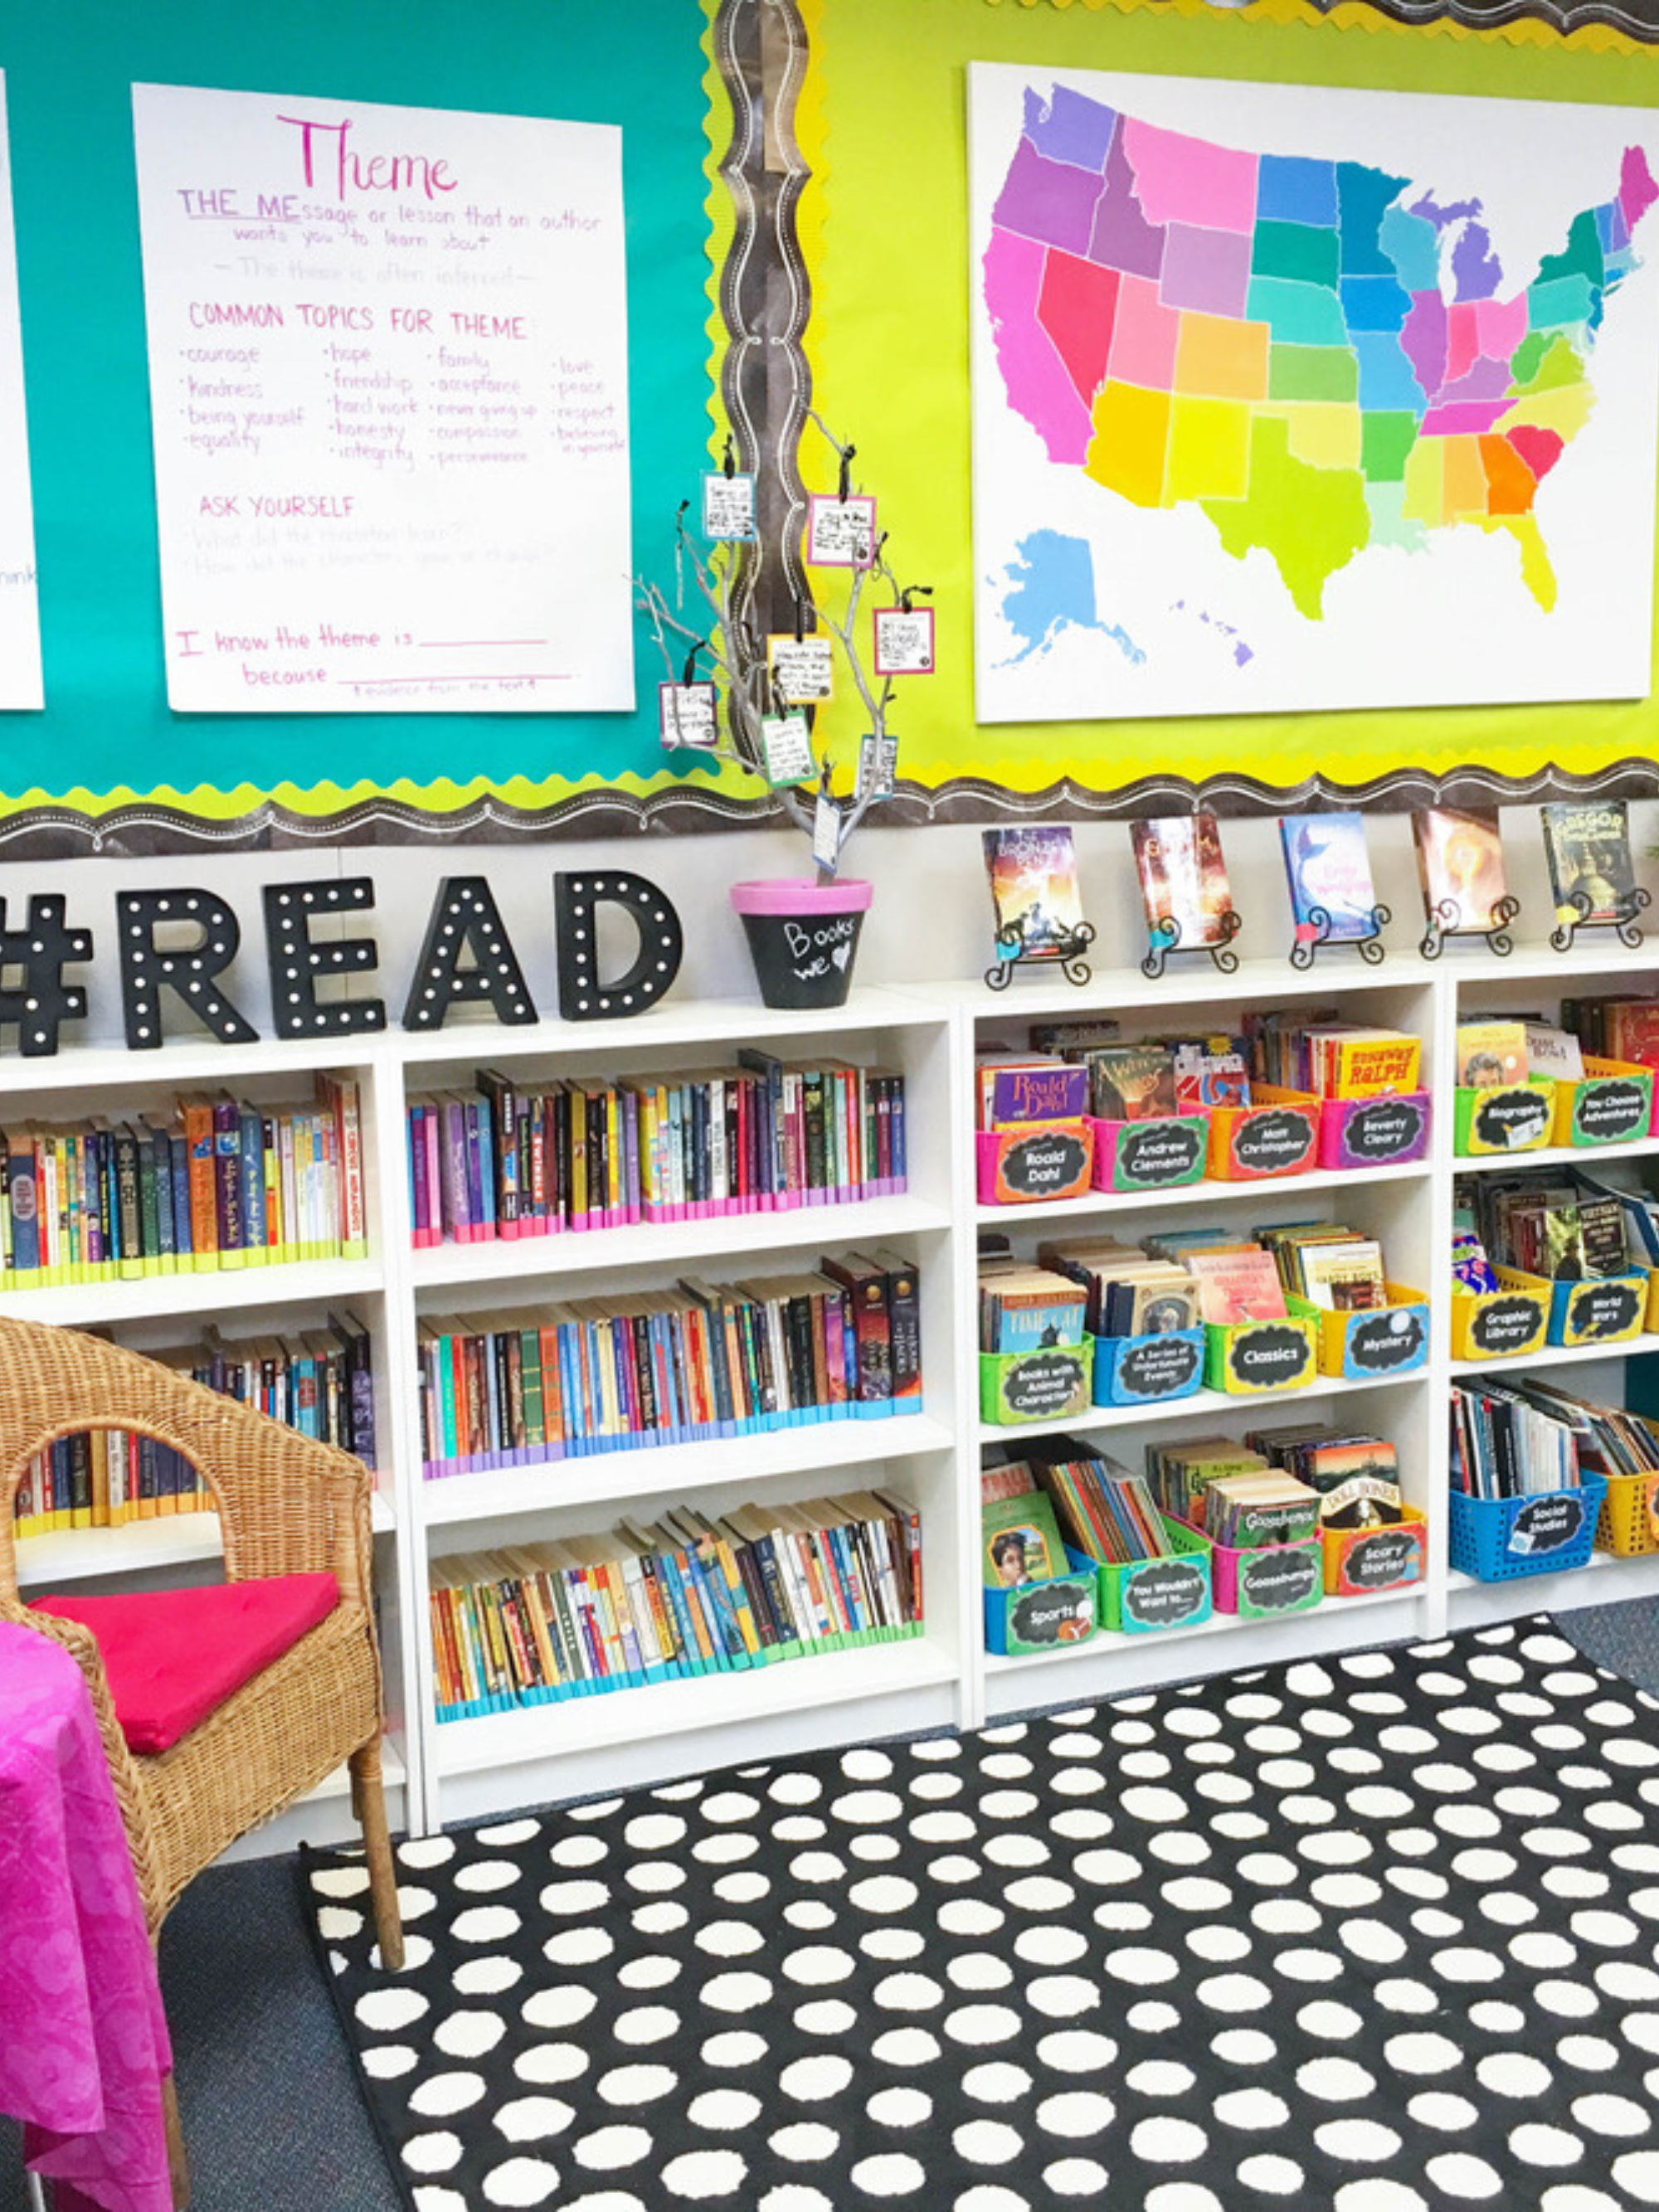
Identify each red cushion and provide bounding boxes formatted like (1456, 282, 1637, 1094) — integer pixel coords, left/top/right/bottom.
(29, 1573, 339, 1754)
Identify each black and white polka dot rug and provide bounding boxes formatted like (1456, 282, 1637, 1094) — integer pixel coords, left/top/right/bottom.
(304, 1618, 1659, 2211)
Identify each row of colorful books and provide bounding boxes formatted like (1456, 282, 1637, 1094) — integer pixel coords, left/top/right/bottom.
(416, 1252, 922, 1476)
(430, 1489, 924, 1719)
(0, 1075, 367, 1288)
(12, 1315, 377, 1537)
(409, 1055, 907, 1247)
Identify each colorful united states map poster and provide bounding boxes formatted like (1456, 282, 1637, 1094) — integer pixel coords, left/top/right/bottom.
(969, 67, 1659, 724)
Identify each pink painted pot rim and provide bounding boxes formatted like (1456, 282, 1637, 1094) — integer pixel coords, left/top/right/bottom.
(729, 878, 874, 917)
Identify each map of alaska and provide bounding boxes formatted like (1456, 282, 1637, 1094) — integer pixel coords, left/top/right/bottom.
(984, 84, 1657, 619)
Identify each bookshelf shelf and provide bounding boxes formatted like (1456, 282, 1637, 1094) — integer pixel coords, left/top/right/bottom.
(974, 1159, 1430, 1231)
(0, 1255, 386, 1330)
(1450, 1333, 1659, 1378)
(1454, 1136, 1659, 1175)
(977, 1368, 1424, 1450)
(12, 1490, 397, 1589)
(983, 1582, 1427, 1678)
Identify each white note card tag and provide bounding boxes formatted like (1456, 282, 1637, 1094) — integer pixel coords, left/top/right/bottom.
(761, 712, 816, 787)
(812, 791, 844, 875)
(873, 605, 935, 676)
(807, 493, 877, 568)
(767, 634, 834, 704)
(702, 472, 757, 542)
(659, 681, 720, 751)
(858, 732, 899, 800)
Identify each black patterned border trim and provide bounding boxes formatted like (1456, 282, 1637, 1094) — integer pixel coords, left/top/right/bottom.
(1301, 0, 1659, 35)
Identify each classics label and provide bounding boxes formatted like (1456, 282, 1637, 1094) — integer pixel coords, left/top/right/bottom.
(1121, 1557, 1208, 1630)
(1507, 1493, 1585, 1558)
(1467, 1293, 1545, 1358)
(1225, 1322, 1313, 1393)
(1339, 1524, 1423, 1593)
(1117, 1118, 1205, 1189)
(1471, 1086, 1550, 1152)
(1564, 1277, 1642, 1344)
(997, 1129, 1090, 1202)
(1114, 1333, 1203, 1403)
(1000, 1348, 1089, 1422)
(1230, 1106, 1316, 1178)
(1340, 1095, 1428, 1166)
(1573, 1077, 1649, 1145)
(1344, 1307, 1428, 1378)
(1238, 1544, 1320, 1613)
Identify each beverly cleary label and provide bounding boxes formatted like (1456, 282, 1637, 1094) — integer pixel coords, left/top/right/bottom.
(132, 83, 632, 713)
(0, 78, 40, 707)
(1339, 1095, 1428, 1166)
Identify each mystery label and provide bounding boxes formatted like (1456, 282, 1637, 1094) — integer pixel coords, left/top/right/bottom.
(1117, 1119, 1204, 1189)
(1565, 1277, 1642, 1344)
(1507, 1493, 1585, 1558)
(1467, 1294, 1545, 1358)
(1339, 1096, 1428, 1166)
(1226, 1322, 1312, 1392)
(1472, 1086, 1550, 1151)
(1000, 1349, 1089, 1422)
(1574, 1077, 1650, 1145)
(1121, 1558, 1208, 1630)
(1345, 1307, 1427, 1377)
(1238, 1544, 1321, 1613)
(998, 1129, 1090, 1202)
(1007, 1578, 1096, 1652)
(1339, 1525, 1423, 1594)
(1115, 1333, 1203, 1402)
(1230, 1106, 1316, 1177)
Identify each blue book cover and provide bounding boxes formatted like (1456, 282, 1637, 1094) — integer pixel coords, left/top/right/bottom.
(1280, 810, 1378, 945)
(238, 1107, 265, 1257)
(168, 1135, 192, 1260)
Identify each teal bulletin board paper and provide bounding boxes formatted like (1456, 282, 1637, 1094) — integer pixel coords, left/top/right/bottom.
(0, 0, 713, 834)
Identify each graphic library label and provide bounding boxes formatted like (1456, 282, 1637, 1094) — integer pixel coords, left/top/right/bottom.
(0, 75, 41, 707)
(970, 66, 1659, 723)
(132, 84, 632, 712)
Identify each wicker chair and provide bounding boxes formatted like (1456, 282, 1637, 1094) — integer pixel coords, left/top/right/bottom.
(0, 1315, 404, 2200)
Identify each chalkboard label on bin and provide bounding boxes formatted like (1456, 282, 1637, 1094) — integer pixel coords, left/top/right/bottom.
(1340, 1525, 1423, 1592)
(1342, 1096, 1427, 1165)
(1227, 1324, 1312, 1391)
(1472, 1087, 1550, 1151)
(1117, 1334, 1203, 1401)
(1346, 1308, 1426, 1375)
(1001, 1349, 1087, 1421)
(1122, 1558, 1207, 1629)
(1574, 1079, 1649, 1145)
(1119, 1121, 1204, 1188)
(1567, 1279, 1642, 1343)
(1468, 1294, 1542, 1357)
(1000, 1130, 1088, 1200)
(1009, 1578, 1095, 1650)
(1508, 1493, 1584, 1558)
(1239, 1545, 1320, 1612)
(1232, 1108, 1315, 1176)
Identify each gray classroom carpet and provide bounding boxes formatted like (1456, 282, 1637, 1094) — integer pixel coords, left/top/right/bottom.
(3, 1593, 1657, 2212)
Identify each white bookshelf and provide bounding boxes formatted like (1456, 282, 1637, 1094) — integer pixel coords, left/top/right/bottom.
(6, 918, 1659, 1839)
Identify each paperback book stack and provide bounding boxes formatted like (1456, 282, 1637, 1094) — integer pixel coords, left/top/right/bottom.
(1025, 1446, 1176, 1565)
(429, 1489, 923, 1718)
(0, 1074, 367, 1287)
(1461, 1172, 1632, 1282)
(410, 1054, 906, 1247)
(1261, 1221, 1390, 1312)
(1564, 996, 1659, 1067)
(1246, 1012, 1422, 1100)
(418, 1251, 921, 1476)
(977, 1262, 1088, 1352)
(1451, 1379, 1583, 1500)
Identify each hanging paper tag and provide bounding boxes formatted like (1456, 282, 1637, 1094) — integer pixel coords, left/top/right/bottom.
(702, 472, 757, 542)
(812, 791, 844, 875)
(760, 712, 816, 787)
(658, 682, 720, 751)
(807, 493, 877, 569)
(873, 605, 935, 676)
(767, 634, 834, 703)
(857, 732, 899, 800)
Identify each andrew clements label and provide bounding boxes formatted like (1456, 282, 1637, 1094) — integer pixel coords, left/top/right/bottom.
(1507, 1492, 1584, 1558)
(1117, 1118, 1204, 1188)
(1238, 1544, 1320, 1612)
(1121, 1557, 1208, 1629)
(1340, 1095, 1428, 1166)
(1574, 1077, 1649, 1145)
(1231, 1106, 1315, 1177)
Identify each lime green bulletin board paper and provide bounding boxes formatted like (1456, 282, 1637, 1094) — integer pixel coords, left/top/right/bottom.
(0, 0, 743, 850)
(810, 0, 1659, 811)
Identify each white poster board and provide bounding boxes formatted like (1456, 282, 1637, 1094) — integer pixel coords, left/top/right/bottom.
(970, 66, 1659, 722)
(0, 73, 42, 710)
(132, 82, 633, 713)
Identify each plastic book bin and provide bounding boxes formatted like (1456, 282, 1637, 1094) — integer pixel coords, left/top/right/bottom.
(1087, 1112, 1209, 1194)
(1205, 1087, 1321, 1182)
(1448, 1477, 1607, 1582)
(1596, 1469, 1659, 1558)
(1320, 1506, 1428, 1598)
(975, 1123, 1094, 1206)
(1181, 1521, 1323, 1619)
(1449, 1280, 1550, 1363)
(1287, 1286, 1430, 1383)
(1316, 1091, 1433, 1172)
(1453, 1079, 1555, 1156)
(1097, 1517, 1213, 1635)
(983, 1545, 1099, 1657)
(1202, 1313, 1319, 1397)
(1493, 1262, 1649, 1352)
(979, 1338, 1093, 1427)
(1550, 1057, 1655, 1150)
(1092, 1327, 1205, 1409)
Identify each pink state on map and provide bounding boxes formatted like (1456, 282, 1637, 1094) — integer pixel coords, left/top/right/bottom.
(1472, 293, 1527, 366)
(984, 227, 1093, 464)
(1107, 272, 1182, 391)
(1420, 398, 1512, 437)
(1621, 145, 1658, 232)
(1400, 291, 1449, 399)
(1120, 117, 1258, 236)
(1446, 303, 1479, 385)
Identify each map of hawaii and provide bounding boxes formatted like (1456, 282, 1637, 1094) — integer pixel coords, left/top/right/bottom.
(984, 84, 1657, 620)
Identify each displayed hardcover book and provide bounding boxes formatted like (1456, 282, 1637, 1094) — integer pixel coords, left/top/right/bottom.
(982, 1489, 1068, 1587)
(1541, 800, 1637, 927)
(1082, 1044, 1179, 1124)
(1564, 996, 1659, 1071)
(1279, 811, 1379, 944)
(978, 1264, 1090, 1354)
(1456, 1020, 1528, 1090)
(1296, 1237, 1388, 1311)
(1171, 1043, 1251, 1111)
(975, 1053, 1089, 1130)
(1413, 806, 1508, 934)
(982, 826, 1084, 960)
(1252, 1426, 1403, 1528)
(1183, 1246, 1289, 1326)
(1131, 813, 1233, 950)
